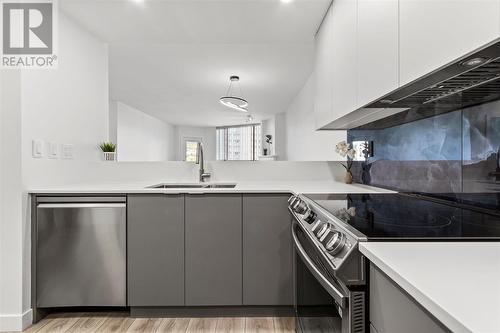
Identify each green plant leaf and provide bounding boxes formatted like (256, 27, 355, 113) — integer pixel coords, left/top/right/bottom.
(99, 142, 116, 152)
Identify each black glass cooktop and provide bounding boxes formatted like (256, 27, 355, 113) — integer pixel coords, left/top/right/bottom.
(304, 193, 500, 240)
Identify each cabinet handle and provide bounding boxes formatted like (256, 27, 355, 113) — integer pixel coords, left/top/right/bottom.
(37, 203, 126, 209)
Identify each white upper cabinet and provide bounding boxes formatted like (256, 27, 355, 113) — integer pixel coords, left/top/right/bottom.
(357, 0, 399, 108)
(314, 0, 500, 129)
(331, 0, 358, 123)
(314, 4, 334, 129)
(399, 0, 500, 86)
(314, 0, 358, 130)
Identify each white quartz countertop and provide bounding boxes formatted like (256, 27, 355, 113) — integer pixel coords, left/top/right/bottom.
(360, 242, 500, 333)
(28, 180, 395, 195)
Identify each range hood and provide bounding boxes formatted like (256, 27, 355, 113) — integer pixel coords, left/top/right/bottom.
(322, 39, 500, 130)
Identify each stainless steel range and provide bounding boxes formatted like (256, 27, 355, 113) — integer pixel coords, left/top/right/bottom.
(289, 194, 367, 333)
(289, 192, 500, 333)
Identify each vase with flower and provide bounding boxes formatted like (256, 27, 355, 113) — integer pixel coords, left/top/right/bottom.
(335, 141, 356, 184)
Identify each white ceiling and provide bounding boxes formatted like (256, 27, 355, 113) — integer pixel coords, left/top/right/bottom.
(61, 0, 330, 126)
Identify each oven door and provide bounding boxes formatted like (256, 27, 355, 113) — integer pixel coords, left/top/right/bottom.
(293, 221, 364, 333)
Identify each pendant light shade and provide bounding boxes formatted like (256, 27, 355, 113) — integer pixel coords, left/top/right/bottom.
(219, 76, 248, 112)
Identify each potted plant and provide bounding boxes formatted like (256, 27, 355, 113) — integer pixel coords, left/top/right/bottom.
(265, 135, 273, 155)
(99, 142, 117, 161)
(335, 141, 356, 184)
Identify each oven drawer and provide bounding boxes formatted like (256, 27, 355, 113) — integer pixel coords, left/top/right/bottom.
(292, 221, 366, 333)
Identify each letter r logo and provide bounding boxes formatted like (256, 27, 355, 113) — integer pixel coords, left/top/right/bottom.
(3, 3, 53, 54)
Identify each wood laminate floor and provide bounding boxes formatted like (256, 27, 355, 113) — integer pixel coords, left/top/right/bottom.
(20, 313, 295, 333)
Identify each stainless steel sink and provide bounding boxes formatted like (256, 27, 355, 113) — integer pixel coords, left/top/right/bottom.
(147, 183, 237, 189)
(204, 184, 237, 188)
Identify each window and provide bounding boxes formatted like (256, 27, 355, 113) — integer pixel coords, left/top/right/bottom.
(184, 138, 201, 162)
(216, 124, 261, 161)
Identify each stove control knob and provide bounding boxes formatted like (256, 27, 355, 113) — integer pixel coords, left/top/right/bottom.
(324, 231, 346, 255)
(303, 209, 317, 224)
(311, 219, 323, 233)
(320, 230, 335, 246)
(315, 222, 330, 239)
(290, 199, 299, 210)
(317, 225, 336, 242)
(293, 200, 308, 215)
(288, 195, 299, 205)
(288, 196, 300, 209)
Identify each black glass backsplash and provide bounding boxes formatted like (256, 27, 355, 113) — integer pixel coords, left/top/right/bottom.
(348, 99, 500, 208)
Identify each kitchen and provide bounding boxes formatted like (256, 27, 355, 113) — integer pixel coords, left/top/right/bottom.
(1, 1, 499, 333)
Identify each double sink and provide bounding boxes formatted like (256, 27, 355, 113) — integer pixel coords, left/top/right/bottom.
(148, 183, 237, 189)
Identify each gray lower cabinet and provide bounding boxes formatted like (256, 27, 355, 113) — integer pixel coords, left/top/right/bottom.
(128, 194, 185, 306)
(185, 194, 243, 306)
(242, 194, 293, 305)
(370, 263, 450, 333)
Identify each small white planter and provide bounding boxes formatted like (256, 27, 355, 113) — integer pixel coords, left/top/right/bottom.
(102, 152, 116, 161)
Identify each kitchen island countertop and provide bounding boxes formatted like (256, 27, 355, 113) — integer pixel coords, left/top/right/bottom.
(360, 242, 500, 333)
(28, 180, 395, 195)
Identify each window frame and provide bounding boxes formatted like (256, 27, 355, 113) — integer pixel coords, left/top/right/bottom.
(183, 137, 202, 162)
(216, 123, 261, 161)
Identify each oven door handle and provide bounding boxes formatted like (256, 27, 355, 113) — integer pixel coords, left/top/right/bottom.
(292, 222, 347, 308)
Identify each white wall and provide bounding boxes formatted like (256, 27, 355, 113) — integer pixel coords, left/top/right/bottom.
(111, 101, 175, 161)
(274, 113, 287, 160)
(207, 161, 343, 182)
(261, 114, 287, 160)
(22, 12, 109, 182)
(285, 74, 346, 161)
(174, 126, 216, 161)
(261, 117, 276, 156)
(0, 11, 111, 331)
(109, 100, 118, 145)
(0, 71, 27, 331)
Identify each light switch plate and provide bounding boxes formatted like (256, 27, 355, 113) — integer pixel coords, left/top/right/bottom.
(47, 142, 59, 159)
(61, 144, 74, 160)
(32, 140, 44, 158)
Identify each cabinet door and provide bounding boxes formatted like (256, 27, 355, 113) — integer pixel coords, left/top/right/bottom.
(400, 0, 500, 86)
(128, 194, 184, 306)
(357, 0, 398, 107)
(331, 0, 358, 121)
(370, 264, 448, 333)
(314, 3, 334, 129)
(185, 194, 242, 306)
(242, 194, 293, 306)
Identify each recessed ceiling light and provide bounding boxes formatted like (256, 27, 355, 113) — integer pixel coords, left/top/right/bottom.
(281, 0, 294, 3)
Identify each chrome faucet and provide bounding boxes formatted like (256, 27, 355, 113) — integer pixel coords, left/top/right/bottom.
(196, 142, 211, 183)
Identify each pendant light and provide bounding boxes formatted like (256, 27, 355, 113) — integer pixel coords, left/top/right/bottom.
(219, 75, 248, 112)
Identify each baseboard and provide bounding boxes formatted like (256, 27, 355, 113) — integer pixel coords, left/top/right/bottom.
(130, 306, 294, 318)
(0, 309, 33, 332)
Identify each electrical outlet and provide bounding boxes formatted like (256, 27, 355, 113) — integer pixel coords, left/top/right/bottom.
(32, 140, 44, 158)
(47, 142, 59, 159)
(61, 144, 74, 160)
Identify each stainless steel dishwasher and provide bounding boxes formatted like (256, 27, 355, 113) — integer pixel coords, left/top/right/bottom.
(36, 197, 126, 307)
